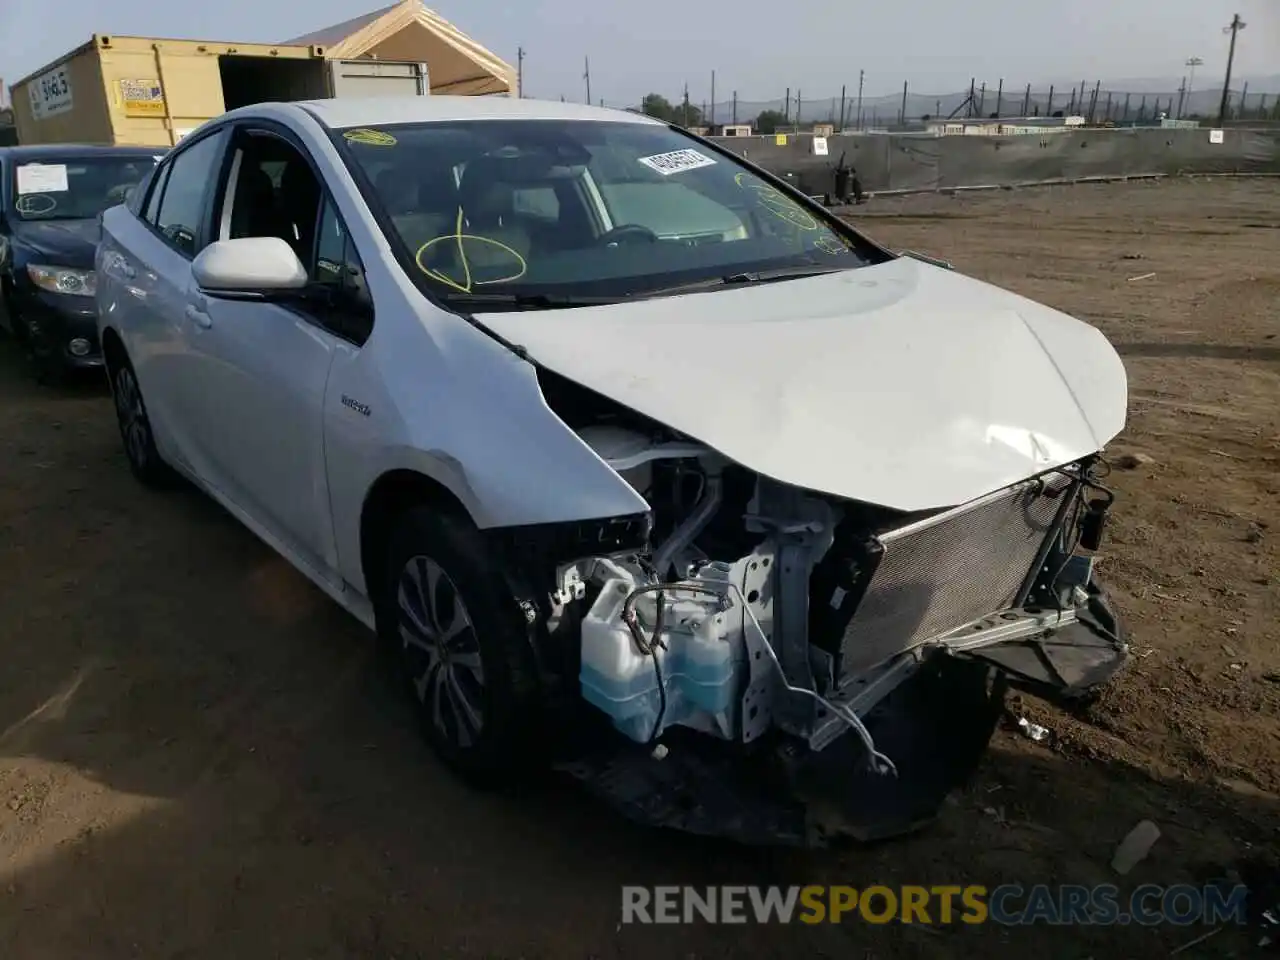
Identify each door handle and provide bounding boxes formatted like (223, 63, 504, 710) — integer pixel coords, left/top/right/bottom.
(184, 305, 212, 329)
(120, 263, 136, 280)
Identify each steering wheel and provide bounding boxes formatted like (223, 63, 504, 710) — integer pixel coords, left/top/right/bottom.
(599, 224, 659, 247)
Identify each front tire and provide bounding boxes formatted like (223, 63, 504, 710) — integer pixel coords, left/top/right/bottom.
(379, 506, 543, 786)
(110, 357, 174, 487)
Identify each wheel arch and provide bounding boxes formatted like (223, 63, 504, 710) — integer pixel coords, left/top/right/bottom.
(100, 326, 127, 377)
(358, 467, 475, 604)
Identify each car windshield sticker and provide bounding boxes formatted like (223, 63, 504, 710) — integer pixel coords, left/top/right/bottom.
(637, 149, 716, 176)
(16, 163, 69, 194)
(343, 128, 397, 146)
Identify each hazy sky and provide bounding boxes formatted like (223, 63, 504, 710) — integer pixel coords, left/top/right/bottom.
(1, 0, 1276, 105)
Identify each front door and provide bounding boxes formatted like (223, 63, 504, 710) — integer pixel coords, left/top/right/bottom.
(178, 127, 342, 584)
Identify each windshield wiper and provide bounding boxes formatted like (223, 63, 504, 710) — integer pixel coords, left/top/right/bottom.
(441, 291, 621, 311)
(633, 265, 850, 299)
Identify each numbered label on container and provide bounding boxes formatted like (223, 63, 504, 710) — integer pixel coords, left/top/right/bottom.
(28, 65, 74, 120)
(1208, 129, 1224, 144)
(813, 136, 829, 156)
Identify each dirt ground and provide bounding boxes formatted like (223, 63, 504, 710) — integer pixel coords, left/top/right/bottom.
(0, 178, 1276, 959)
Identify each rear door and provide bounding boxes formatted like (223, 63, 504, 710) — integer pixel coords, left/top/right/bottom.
(98, 128, 229, 474)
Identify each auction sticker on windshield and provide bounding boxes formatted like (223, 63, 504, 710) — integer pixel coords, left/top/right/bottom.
(638, 149, 716, 176)
(16, 164, 69, 195)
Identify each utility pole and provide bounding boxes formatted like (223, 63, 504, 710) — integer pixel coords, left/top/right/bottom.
(857, 70, 865, 129)
(583, 56, 591, 105)
(784, 86, 790, 122)
(839, 84, 846, 129)
(899, 80, 907, 126)
(1021, 83, 1030, 117)
(994, 78, 1003, 117)
(1176, 77, 1187, 118)
(732, 90, 738, 125)
(796, 89, 802, 128)
(1184, 56, 1203, 117)
(967, 77, 975, 118)
(1218, 14, 1245, 125)
(710, 70, 716, 127)
(1047, 85, 1055, 115)
(682, 82, 690, 128)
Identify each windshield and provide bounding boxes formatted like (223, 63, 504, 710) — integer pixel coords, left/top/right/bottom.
(11, 156, 159, 221)
(336, 119, 881, 306)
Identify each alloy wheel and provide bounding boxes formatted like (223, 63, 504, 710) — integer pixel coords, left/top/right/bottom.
(396, 555, 487, 747)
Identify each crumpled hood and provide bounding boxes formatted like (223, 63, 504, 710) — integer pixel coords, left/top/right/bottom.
(10, 218, 101, 270)
(471, 256, 1128, 512)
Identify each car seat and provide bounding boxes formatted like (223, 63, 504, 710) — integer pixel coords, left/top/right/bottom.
(279, 161, 321, 261)
(229, 165, 282, 241)
(456, 157, 533, 275)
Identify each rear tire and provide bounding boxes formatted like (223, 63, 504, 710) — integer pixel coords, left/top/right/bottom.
(109, 355, 175, 488)
(377, 506, 543, 787)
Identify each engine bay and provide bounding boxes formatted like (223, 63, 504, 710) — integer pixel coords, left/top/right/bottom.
(534, 367, 1123, 779)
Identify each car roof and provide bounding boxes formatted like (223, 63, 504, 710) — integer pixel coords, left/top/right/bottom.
(0, 143, 162, 162)
(291, 95, 663, 131)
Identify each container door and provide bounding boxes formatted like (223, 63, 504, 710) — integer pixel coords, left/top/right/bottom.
(326, 59, 430, 98)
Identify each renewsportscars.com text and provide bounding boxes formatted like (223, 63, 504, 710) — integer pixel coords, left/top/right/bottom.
(621, 884, 1250, 926)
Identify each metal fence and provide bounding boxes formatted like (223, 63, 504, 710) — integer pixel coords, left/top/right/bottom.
(599, 82, 1280, 131)
(706, 126, 1280, 199)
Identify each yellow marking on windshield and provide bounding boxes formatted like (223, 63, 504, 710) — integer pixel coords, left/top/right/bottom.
(813, 235, 850, 255)
(734, 172, 818, 231)
(343, 128, 398, 146)
(415, 206, 528, 293)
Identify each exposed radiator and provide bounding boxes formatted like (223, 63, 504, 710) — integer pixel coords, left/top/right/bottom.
(834, 472, 1076, 677)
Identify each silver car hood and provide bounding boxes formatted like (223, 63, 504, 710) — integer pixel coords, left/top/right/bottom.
(471, 256, 1128, 512)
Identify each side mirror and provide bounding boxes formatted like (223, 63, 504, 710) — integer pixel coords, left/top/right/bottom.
(192, 237, 308, 298)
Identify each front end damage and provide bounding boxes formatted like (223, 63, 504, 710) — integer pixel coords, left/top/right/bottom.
(498, 380, 1126, 848)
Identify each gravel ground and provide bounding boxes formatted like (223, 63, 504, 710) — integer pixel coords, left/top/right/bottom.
(0, 177, 1276, 959)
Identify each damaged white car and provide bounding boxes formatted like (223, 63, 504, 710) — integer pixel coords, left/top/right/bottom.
(97, 96, 1129, 845)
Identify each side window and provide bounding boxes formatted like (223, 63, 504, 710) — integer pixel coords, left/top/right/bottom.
(154, 134, 224, 256)
(143, 162, 171, 224)
(224, 132, 321, 265)
(312, 199, 373, 346)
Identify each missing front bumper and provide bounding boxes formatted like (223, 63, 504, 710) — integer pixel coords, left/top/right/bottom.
(557, 584, 1127, 848)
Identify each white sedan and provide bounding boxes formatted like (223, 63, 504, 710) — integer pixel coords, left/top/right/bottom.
(97, 96, 1130, 844)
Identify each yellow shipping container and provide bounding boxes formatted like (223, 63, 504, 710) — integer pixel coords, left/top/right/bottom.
(9, 34, 431, 148)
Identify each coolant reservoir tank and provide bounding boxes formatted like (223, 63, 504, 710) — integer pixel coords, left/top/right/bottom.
(579, 577, 666, 742)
